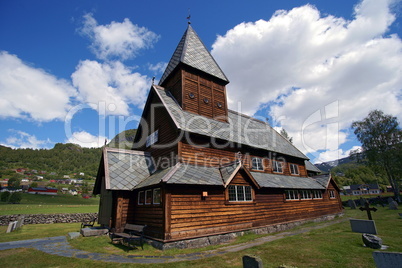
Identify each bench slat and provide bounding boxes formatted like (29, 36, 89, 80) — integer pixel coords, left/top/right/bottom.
(109, 224, 146, 250)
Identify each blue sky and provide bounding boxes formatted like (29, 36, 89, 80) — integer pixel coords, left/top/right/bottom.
(0, 0, 401, 164)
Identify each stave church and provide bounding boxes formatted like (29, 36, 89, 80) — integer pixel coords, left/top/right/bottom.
(94, 24, 343, 249)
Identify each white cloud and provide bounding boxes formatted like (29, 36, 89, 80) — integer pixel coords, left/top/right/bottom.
(1, 130, 53, 149)
(212, 0, 402, 159)
(80, 13, 159, 61)
(66, 130, 106, 148)
(314, 145, 363, 164)
(148, 62, 167, 75)
(71, 60, 150, 116)
(0, 51, 77, 121)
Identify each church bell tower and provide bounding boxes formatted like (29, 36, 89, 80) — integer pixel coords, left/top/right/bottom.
(159, 25, 229, 122)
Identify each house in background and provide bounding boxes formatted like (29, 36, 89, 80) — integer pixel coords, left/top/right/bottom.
(94, 25, 343, 248)
(343, 183, 381, 195)
(27, 187, 58, 195)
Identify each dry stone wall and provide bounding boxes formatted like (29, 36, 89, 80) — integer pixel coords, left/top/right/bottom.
(0, 213, 97, 226)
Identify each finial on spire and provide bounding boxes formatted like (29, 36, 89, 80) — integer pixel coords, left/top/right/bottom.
(152, 76, 155, 85)
(187, 8, 191, 24)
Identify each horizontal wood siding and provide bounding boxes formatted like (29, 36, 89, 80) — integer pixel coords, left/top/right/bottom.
(166, 184, 342, 240)
(180, 140, 237, 167)
(129, 190, 164, 239)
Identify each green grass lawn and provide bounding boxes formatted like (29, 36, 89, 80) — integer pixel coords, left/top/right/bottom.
(0, 193, 99, 215)
(1, 206, 401, 267)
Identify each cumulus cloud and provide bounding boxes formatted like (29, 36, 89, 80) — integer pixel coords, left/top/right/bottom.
(148, 62, 167, 75)
(66, 130, 106, 148)
(71, 60, 151, 116)
(314, 145, 363, 164)
(80, 13, 159, 61)
(1, 130, 54, 149)
(0, 51, 77, 121)
(212, 0, 402, 162)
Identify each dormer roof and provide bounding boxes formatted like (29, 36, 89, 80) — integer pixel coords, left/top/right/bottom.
(159, 25, 229, 85)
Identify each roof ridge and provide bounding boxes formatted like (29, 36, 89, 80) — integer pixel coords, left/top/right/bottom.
(159, 25, 228, 86)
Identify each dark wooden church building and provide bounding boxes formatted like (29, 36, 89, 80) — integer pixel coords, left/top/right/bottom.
(94, 25, 342, 248)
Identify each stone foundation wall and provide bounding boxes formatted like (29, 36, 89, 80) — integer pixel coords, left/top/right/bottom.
(0, 213, 98, 226)
(150, 213, 344, 250)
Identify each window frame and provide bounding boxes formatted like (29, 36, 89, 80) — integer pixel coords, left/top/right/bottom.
(228, 185, 253, 202)
(153, 188, 161, 204)
(145, 189, 152, 205)
(273, 160, 283, 173)
(312, 190, 323, 199)
(285, 190, 299, 200)
(329, 190, 336, 199)
(300, 190, 311, 199)
(146, 130, 159, 148)
(138, 191, 145, 205)
(289, 163, 299, 175)
(251, 157, 264, 171)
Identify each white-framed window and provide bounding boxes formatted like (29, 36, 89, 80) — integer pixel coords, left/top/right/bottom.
(153, 188, 161, 204)
(146, 130, 159, 147)
(300, 190, 311, 199)
(313, 190, 323, 199)
(228, 185, 253, 202)
(138, 191, 145, 205)
(251, 157, 264, 171)
(273, 160, 283, 173)
(329, 190, 336, 199)
(145, 189, 152, 204)
(285, 190, 299, 200)
(289, 163, 299, 175)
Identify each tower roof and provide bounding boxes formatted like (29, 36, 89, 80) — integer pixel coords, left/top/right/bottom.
(159, 25, 229, 85)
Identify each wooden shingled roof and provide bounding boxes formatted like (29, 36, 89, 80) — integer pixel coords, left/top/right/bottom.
(159, 25, 229, 86)
(151, 85, 309, 159)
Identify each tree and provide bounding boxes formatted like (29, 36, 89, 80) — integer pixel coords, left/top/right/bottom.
(1, 191, 10, 202)
(351, 110, 402, 201)
(8, 175, 21, 189)
(280, 128, 293, 144)
(9, 192, 22, 204)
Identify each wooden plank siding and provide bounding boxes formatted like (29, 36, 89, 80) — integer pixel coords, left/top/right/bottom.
(164, 69, 183, 106)
(136, 93, 180, 169)
(182, 69, 228, 122)
(127, 190, 165, 240)
(166, 183, 342, 240)
(180, 139, 308, 177)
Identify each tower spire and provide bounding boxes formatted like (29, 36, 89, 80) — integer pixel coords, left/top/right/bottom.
(187, 8, 191, 24)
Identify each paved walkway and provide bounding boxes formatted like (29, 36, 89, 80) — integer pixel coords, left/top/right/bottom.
(0, 218, 347, 264)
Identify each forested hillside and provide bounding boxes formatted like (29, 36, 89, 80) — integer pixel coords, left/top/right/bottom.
(330, 163, 388, 189)
(0, 144, 102, 177)
(0, 129, 137, 178)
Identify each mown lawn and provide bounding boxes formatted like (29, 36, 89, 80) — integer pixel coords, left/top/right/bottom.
(0, 193, 99, 215)
(1, 206, 401, 267)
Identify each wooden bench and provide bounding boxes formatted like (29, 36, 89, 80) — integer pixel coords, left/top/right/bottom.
(80, 217, 97, 229)
(109, 224, 147, 250)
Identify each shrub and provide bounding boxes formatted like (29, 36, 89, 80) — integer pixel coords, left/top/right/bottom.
(1, 191, 10, 202)
(9, 192, 22, 204)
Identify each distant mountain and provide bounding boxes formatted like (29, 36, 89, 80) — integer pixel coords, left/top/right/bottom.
(314, 156, 355, 173)
(107, 129, 137, 150)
